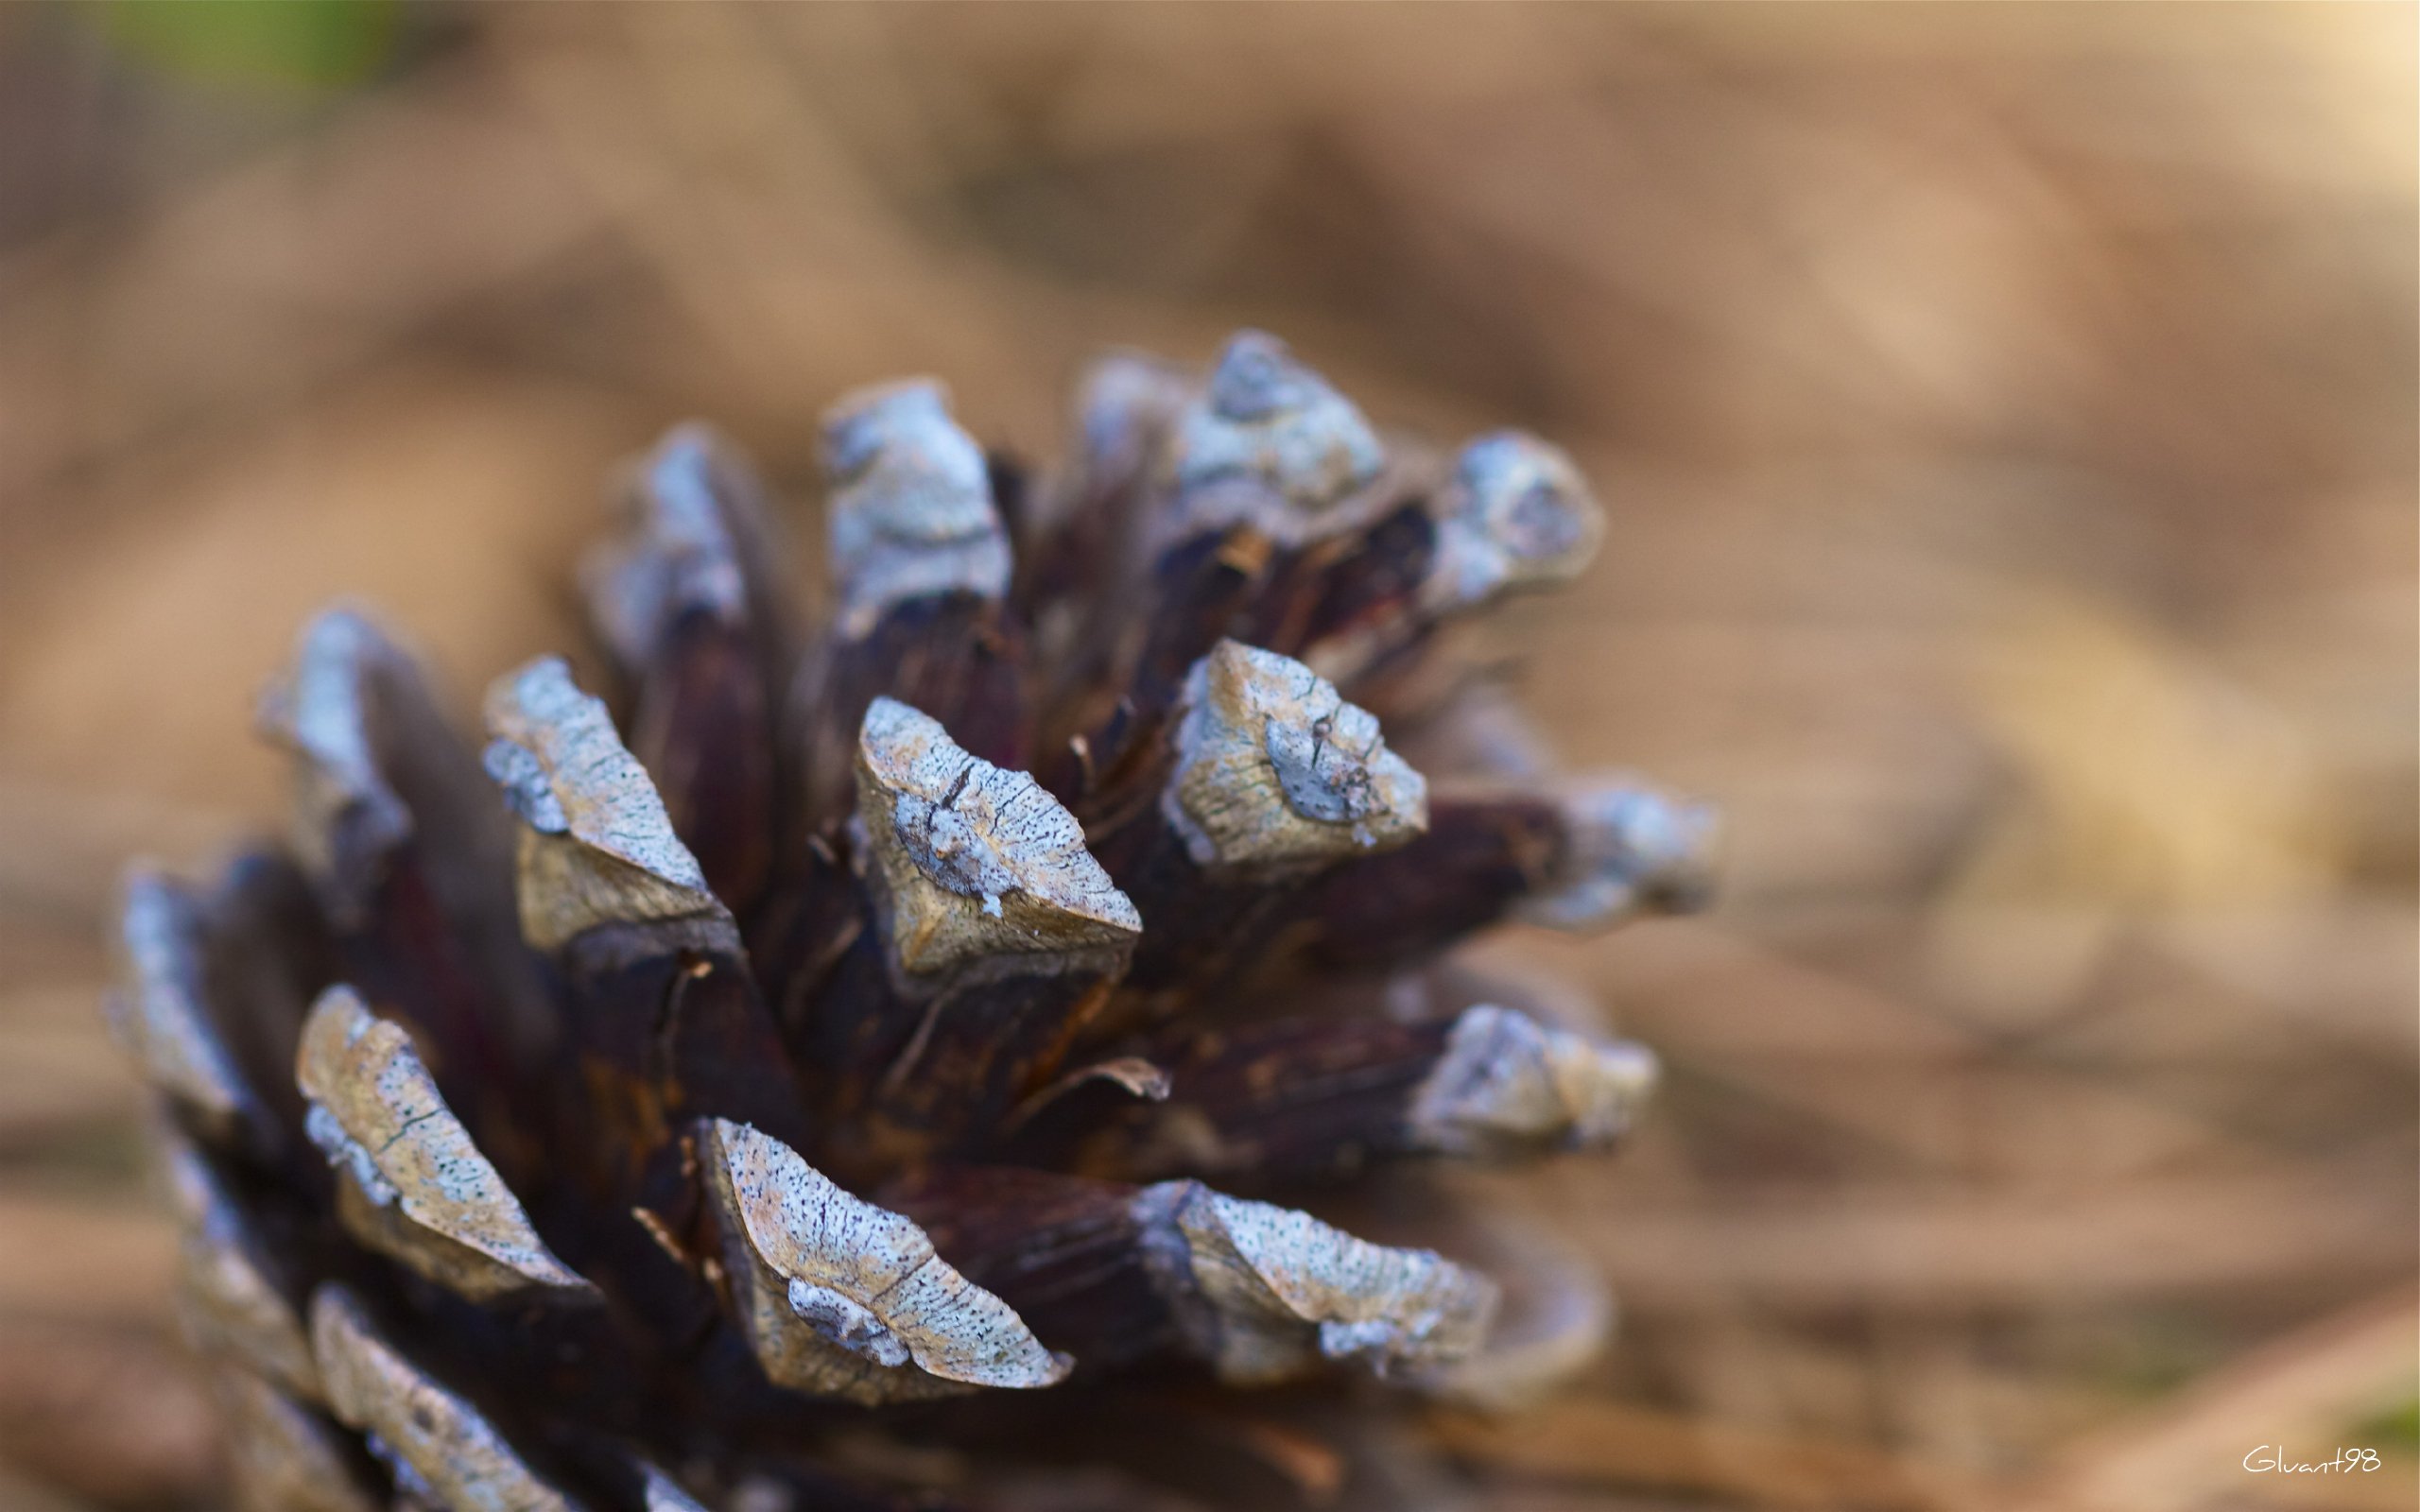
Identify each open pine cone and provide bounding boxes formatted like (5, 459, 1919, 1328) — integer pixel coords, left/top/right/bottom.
(108, 332, 1716, 1512)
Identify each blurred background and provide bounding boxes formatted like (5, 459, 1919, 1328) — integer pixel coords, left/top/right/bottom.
(0, 4, 2411, 1509)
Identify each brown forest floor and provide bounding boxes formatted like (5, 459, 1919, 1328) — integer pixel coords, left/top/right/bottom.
(0, 5, 2412, 1510)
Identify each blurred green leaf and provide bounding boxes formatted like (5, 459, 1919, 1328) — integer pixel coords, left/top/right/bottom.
(100, 0, 398, 94)
(2351, 1396, 2420, 1452)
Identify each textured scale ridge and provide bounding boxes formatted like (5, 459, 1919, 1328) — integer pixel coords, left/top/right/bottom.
(858, 697, 1141, 953)
(104, 330, 1715, 1512)
(1164, 639, 1428, 870)
(483, 655, 728, 951)
(702, 1118, 1072, 1404)
(295, 987, 596, 1303)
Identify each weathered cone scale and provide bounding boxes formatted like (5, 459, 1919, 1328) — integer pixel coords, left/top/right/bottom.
(583, 424, 795, 916)
(108, 330, 1714, 1512)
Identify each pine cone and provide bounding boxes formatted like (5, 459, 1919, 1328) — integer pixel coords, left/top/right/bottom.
(108, 331, 1717, 1512)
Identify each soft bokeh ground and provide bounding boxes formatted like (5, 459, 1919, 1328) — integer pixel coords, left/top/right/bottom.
(0, 5, 2411, 1510)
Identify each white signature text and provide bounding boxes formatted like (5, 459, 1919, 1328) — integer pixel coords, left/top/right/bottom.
(2242, 1446, 2381, 1474)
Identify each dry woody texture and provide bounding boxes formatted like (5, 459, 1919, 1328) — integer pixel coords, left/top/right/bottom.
(0, 6, 2411, 1512)
(95, 316, 1702, 1512)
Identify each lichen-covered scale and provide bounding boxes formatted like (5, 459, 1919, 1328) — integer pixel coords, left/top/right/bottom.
(1134, 1180, 1497, 1385)
(254, 609, 415, 916)
(821, 380, 1011, 635)
(163, 1131, 320, 1400)
(1425, 431, 1605, 611)
(311, 1286, 583, 1512)
(1164, 641, 1427, 872)
(1406, 1004, 1659, 1159)
(104, 868, 255, 1138)
(701, 1118, 1072, 1406)
(1164, 331, 1386, 542)
(584, 424, 753, 665)
(295, 987, 593, 1302)
(856, 697, 1141, 975)
(1517, 779, 1720, 933)
(481, 656, 725, 951)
